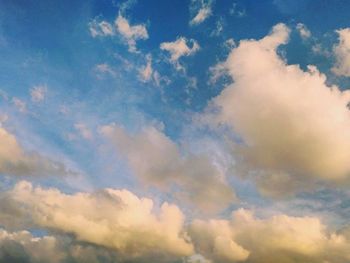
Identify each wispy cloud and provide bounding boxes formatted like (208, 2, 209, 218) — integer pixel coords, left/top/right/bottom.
(190, 0, 213, 26)
(160, 37, 200, 70)
(115, 14, 148, 53)
(30, 84, 47, 103)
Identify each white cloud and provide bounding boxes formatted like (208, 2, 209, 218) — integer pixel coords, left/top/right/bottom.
(89, 14, 148, 53)
(94, 63, 117, 78)
(332, 28, 350, 77)
(0, 125, 75, 177)
(30, 84, 47, 103)
(296, 23, 311, 40)
(153, 70, 171, 87)
(189, 208, 350, 263)
(206, 23, 350, 196)
(100, 124, 236, 212)
(160, 37, 200, 70)
(115, 14, 148, 53)
(89, 19, 114, 38)
(7, 181, 194, 261)
(139, 54, 153, 82)
(190, 0, 212, 26)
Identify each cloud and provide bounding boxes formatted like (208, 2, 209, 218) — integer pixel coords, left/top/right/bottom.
(206, 23, 350, 196)
(190, 0, 212, 26)
(100, 124, 236, 212)
(229, 2, 246, 17)
(12, 97, 27, 113)
(0, 228, 120, 263)
(139, 54, 153, 82)
(94, 63, 117, 78)
(0, 125, 75, 177)
(296, 23, 311, 40)
(189, 208, 350, 263)
(5, 181, 193, 261)
(74, 123, 93, 140)
(0, 228, 66, 263)
(211, 18, 224, 37)
(115, 14, 148, 53)
(3, 182, 350, 263)
(332, 28, 350, 77)
(89, 13, 148, 53)
(30, 84, 47, 103)
(160, 37, 200, 70)
(89, 19, 114, 37)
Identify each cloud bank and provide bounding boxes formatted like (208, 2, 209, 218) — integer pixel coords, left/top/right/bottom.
(2, 182, 350, 263)
(6, 181, 193, 262)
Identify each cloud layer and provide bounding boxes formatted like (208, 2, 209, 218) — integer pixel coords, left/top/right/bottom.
(2, 182, 350, 263)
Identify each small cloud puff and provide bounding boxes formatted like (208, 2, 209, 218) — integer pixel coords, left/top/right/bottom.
(296, 23, 311, 40)
(115, 14, 148, 53)
(30, 84, 47, 103)
(189, 0, 213, 26)
(88, 14, 148, 53)
(160, 37, 200, 71)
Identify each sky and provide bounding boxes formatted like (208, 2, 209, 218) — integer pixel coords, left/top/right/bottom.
(1, 0, 350, 262)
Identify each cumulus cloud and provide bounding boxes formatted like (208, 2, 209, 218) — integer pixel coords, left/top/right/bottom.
(0, 125, 75, 177)
(6, 181, 193, 261)
(189, 208, 350, 263)
(30, 84, 47, 103)
(3, 181, 350, 263)
(190, 0, 212, 26)
(100, 124, 236, 212)
(332, 28, 350, 77)
(206, 23, 350, 196)
(115, 14, 148, 53)
(160, 37, 200, 70)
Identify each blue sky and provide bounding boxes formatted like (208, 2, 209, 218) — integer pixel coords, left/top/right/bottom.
(1, 0, 350, 262)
